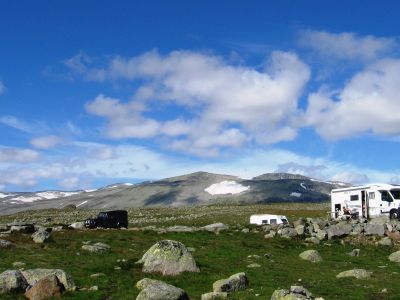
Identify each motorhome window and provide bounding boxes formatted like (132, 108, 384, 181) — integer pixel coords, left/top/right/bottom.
(368, 192, 375, 200)
(98, 213, 107, 218)
(350, 195, 359, 201)
(281, 219, 288, 224)
(390, 190, 400, 200)
(262, 220, 268, 224)
(270, 219, 277, 224)
(381, 191, 392, 202)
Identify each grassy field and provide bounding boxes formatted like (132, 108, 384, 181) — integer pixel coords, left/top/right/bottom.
(0, 203, 399, 299)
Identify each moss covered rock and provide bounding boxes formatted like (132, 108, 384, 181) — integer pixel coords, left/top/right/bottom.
(136, 278, 189, 300)
(138, 240, 199, 276)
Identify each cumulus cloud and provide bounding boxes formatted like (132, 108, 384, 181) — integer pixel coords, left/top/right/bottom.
(300, 30, 395, 61)
(331, 172, 370, 185)
(84, 50, 310, 155)
(58, 176, 80, 189)
(0, 165, 63, 188)
(0, 147, 40, 163)
(30, 135, 62, 149)
(304, 58, 400, 140)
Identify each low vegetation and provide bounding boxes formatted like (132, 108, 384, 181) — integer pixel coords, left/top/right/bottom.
(0, 203, 399, 299)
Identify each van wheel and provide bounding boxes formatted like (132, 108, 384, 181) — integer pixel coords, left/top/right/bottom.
(390, 209, 399, 219)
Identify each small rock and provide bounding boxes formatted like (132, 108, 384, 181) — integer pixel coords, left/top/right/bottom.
(12, 262, 26, 269)
(247, 263, 261, 268)
(305, 237, 320, 244)
(213, 272, 248, 292)
(82, 242, 110, 253)
(299, 250, 322, 263)
(89, 273, 105, 278)
(336, 269, 372, 279)
(31, 229, 51, 244)
(388, 250, 400, 263)
(69, 222, 85, 229)
(364, 224, 385, 236)
(347, 249, 360, 257)
(0, 239, 15, 249)
(264, 231, 276, 239)
(136, 278, 189, 300)
(201, 292, 228, 300)
(89, 285, 98, 291)
(378, 237, 392, 246)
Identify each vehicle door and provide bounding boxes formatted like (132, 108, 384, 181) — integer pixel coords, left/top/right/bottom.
(379, 190, 394, 214)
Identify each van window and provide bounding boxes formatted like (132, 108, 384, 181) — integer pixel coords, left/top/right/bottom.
(390, 189, 400, 200)
(262, 220, 268, 224)
(350, 195, 359, 201)
(270, 219, 277, 224)
(281, 219, 288, 224)
(381, 191, 392, 202)
(368, 192, 375, 200)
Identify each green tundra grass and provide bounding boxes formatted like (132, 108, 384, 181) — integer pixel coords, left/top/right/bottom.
(0, 203, 399, 299)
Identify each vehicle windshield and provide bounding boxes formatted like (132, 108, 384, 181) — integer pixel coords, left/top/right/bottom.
(281, 219, 288, 224)
(98, 212, 108, 219)
(390, 189, 400, 200)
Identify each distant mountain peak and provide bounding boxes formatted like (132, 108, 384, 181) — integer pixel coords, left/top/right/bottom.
(253, 173, 312, 181)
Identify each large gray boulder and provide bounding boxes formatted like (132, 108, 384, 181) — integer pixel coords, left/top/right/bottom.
(327, 224, 349, 239)
(138, 240, 199, 276)
(0, 270, 28, 294)
(364, 224, 385, 236)
(280, 228, 298, 239)
(213, 272, 248, 292)
(336, 269, 372, 279)
(369, 216, 389, 225)
(299, 250, 322, 263)
(24, 274, 62, 300)
(201, 223, 228, 233)
(136, 278, 189, 300)
(22, 269, 75, 291)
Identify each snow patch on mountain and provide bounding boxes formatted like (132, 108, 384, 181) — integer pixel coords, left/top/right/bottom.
(290, 192, 302, 197)
(300, 183, 307, 190)
(205, 181, 250, 195)
(11, 196, 42, 203)
(36, 191, 80, 199)
(0, 193, 9, 199)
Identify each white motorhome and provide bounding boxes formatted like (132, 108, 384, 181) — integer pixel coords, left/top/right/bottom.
(331, 184, 400, 219)
(250, 214, 289, 225)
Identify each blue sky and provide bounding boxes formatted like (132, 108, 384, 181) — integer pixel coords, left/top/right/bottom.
(1, 1, 400, 191)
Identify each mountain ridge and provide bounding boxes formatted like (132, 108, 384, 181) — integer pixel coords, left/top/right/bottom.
(0, 172, 350, 215)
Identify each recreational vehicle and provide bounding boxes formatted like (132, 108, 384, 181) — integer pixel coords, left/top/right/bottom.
(331, 184, 400, 219)
(250, 214, 289, 225)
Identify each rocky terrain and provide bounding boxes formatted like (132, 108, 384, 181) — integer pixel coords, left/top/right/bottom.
(0, 172, 348, 216)
(0, 203, 400, 299)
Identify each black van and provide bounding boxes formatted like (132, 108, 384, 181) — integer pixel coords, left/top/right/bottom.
(84, 210, 128, 229)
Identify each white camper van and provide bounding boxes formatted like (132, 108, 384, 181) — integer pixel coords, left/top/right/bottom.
(250, 214, 289, 225)
(331, 184, 400, 219)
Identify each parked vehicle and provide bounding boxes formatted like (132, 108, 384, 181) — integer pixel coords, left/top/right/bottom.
(84, 210, 128, 228)
(331, 184, 400, 219)
(250, 214, 289, 225)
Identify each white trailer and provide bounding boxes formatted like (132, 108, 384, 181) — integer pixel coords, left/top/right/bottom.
(250, 214, 289, 225)
(331, 184, 400, 219)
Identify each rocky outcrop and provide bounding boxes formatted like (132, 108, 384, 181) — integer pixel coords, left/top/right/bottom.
(136, 278, 189, 300)
(212, 272, 248, 292)
(138, 240, 199, 276)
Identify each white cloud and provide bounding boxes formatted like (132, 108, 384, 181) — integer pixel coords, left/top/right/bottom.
(300, 30, 395, 60)
(30, 135, 62, 149)
(0, 165, 63, 188)
(0, 116, 33, 133)
(331, 172, 370, 185)
(85, 50, 310, 155)
(0, 147, 40, 163)
(58, 176, 80, 189)
(305, 58, 400, 140)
